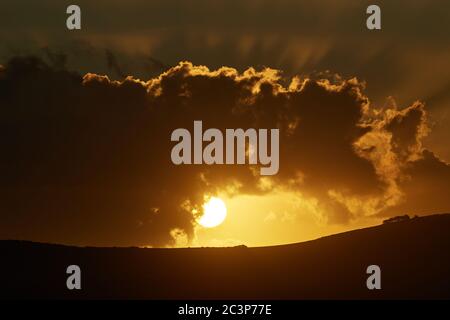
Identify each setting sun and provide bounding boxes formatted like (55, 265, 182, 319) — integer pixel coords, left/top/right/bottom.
(198, 197, 227, 228)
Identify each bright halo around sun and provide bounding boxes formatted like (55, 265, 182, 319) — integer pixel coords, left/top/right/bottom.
(198, 197, 227, 228)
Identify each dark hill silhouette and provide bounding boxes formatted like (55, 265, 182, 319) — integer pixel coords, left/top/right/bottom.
(2, 213, 450, 299)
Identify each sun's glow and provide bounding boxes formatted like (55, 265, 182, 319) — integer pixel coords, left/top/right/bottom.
(198, 197, 227, 228)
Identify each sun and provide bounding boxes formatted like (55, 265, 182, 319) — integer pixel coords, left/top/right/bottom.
(198, 197, 227, 228)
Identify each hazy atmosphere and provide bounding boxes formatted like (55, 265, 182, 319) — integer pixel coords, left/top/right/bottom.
(1, 0, 449, 248)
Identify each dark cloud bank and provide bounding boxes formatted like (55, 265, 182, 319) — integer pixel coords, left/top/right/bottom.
(0, 56, 449, 246)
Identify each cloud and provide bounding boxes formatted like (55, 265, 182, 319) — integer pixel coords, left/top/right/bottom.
(0, 56, 449, 246)
(2, 1, 449, 164)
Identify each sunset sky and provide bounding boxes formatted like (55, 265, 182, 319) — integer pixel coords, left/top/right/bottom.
(1, 0, 449, 247)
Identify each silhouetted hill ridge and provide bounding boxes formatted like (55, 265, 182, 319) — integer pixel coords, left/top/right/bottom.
(2, 213, 450, 299)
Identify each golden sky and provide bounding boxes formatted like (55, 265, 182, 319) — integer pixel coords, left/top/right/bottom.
(0, 1, 449, 247)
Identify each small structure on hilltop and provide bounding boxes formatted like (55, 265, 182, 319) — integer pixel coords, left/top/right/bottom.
(383, 214, 412, 224)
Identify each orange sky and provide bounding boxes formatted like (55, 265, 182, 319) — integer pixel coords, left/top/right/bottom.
(0, 1, 449, 247)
